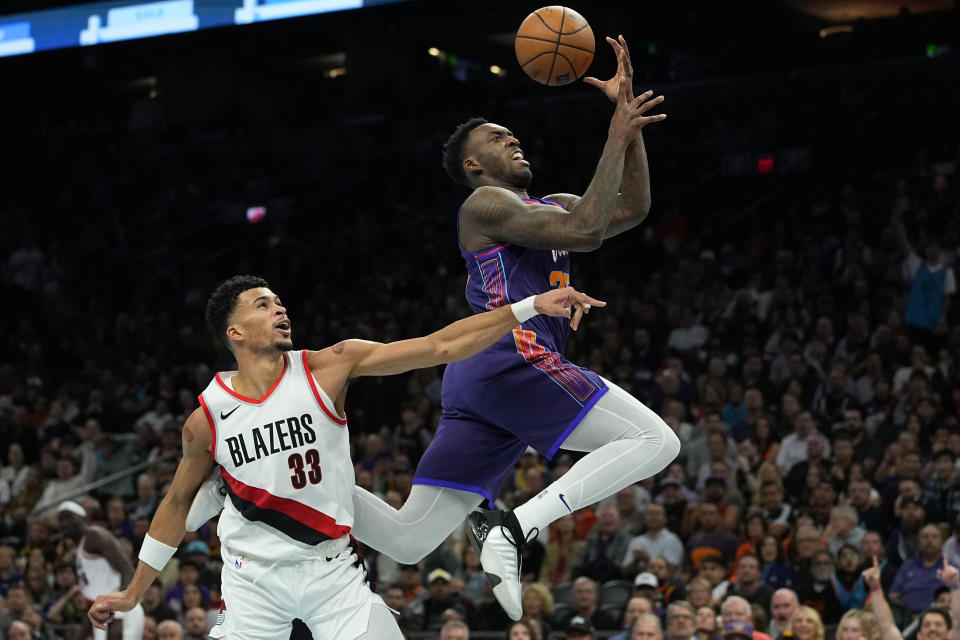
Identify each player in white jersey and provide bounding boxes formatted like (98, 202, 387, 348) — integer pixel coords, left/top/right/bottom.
(88, 274, 603, 640)
(57, 501, 145, 640)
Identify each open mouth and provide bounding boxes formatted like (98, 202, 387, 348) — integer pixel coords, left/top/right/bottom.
(511, 150, 529, 167)
(274, 319, 291, 337)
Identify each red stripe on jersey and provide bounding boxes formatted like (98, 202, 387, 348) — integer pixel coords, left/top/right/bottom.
(472, 243, 511, 259)
(301, 350, 347, 425)
(220, 468, 351, 540)
(215, 353, 289, 404)
(198, 394, 217, 461)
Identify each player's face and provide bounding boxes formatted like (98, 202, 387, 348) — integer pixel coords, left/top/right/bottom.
(230, 287, 293, 353)
(465, 123, 532, 189)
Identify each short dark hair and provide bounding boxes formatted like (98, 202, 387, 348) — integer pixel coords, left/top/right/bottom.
(205, 275, 269, 352)
(442, 116, 488, 185)
(920, 607, 952, 630)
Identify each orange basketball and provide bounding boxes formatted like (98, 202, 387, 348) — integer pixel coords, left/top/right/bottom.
(515, 6, 594, 86)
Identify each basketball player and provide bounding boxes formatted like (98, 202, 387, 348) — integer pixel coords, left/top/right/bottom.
(57, 500, 145, 640)
(87, 275, 603, 640)
(346, 35, 679, 620)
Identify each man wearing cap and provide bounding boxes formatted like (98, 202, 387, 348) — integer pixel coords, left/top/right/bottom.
(623, 504, 684, 577)
(58, 500, 144, 640)
(408, 568, 472, 632)
(723, 620, 756, 640)
(567, 614, 597, 640)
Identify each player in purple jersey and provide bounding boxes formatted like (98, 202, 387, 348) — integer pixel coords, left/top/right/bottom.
(346, 35, 679, 620)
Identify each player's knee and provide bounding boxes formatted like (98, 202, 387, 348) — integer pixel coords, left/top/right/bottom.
(661, 425, 681, 461)
(390, 538, 434, 564)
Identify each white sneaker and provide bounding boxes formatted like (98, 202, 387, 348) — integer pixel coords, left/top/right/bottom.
(465, 510, 528, 621)
(186, 467, 225, 532)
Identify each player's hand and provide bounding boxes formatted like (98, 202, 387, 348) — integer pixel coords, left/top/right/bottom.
(862, 556, 881, 591)
(534, 287, 605, 329)
(938, 554, 959, 588)
(88, 590, 138, 630)
(585, 35, 634, 102)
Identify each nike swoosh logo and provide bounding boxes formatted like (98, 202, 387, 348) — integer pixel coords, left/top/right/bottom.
(220, 405, 240, 420)
(559, 493, 571, 512)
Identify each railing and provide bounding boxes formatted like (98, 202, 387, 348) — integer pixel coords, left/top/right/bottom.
(30, 451, 178, 515)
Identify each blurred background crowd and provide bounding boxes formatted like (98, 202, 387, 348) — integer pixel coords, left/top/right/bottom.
(0, 1, 959, 639)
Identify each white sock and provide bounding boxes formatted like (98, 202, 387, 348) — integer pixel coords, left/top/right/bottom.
(514, 379, 680, 537)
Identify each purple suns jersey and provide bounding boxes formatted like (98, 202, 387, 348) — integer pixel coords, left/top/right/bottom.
(461, 197, 571, 353)
(444, 196, 607, 409)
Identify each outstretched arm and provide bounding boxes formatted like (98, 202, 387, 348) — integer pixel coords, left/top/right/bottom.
(312, 287, 605, 381)
(937, 555, 960, 640)
(461, 62, 656, 252)
(864, 556, 904, 640)
(88, 410, 213, 630)
(584, 35, 665, 239)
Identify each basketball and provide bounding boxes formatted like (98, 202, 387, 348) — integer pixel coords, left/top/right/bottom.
(515, 6, 594, 86)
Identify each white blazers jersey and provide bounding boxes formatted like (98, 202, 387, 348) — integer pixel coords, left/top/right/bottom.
(77, 536, 121, 603)
(199, 350, 354, 561)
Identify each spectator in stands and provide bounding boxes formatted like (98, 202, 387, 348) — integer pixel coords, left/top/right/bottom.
(695, 606, 720, 640)
(157, 619, 185, 640)
(699, 555, 732, 603)
(686, 577, 715, 613)
(129, 473, 160, 521)
(665, 601, 698, 640)
(776, 411, 819, 473)
(36, 448, 97, 511)
(726, 554, 773, 610)
(611, 597, 655, 640)
(849, 480, 887, 536)
(758, 482, 793, 539)
(787, 606, 824, 640)
(784, 434, 829, 501)
(5, 620, 32, 640)
(648, 557, 686, 609)
(798, 549, 842, 624)
(825, 506, 866, 557)
(768, 589, 799, 638)
(520, 583, 554, 639)
(759, 535, 793, 591)
(0, 547, 22, 597)
(556, 577, 618, 631)
(183, 606, 209, 640)
(165, 559, 211, 614)
(890, 524, 958, 613)
(0, 585, 33, 633)
(887, 496, 929, 568)
(688, 504, 739, 566)
(835, 610, 877, 640)
(540, 514, 585, 587)
(566, 614, 597, 639)
(409, 568, 472, 632)
(721, 595, 772, 640)
(924, 450, 960, 524)
(861, 532, 897, 592)
(616, 485, 648, 536)
(623, 504, 685, 577)
(832, 545, 867, 611)
(506, 619, 539, 640)
(142, 579, 177, 623)
(574, 504, 631, 583)
(631, 613, 665, 640)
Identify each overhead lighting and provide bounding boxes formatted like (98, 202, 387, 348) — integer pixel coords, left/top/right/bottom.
(489, 64, 505, 77)
(324, 67, 346, 78)
(428, 47, 441, 57)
